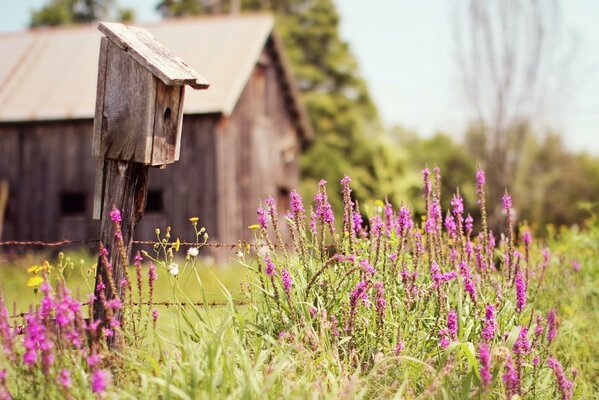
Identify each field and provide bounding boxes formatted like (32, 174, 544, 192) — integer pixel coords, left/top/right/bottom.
(1, 170, 598, 399)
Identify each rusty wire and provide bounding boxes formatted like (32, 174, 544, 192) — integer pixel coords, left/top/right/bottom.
(0, 239, 264, 248)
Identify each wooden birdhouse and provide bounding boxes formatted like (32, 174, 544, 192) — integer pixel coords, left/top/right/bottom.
(92, 22, 209, 219)
(92, 22, 209, 166)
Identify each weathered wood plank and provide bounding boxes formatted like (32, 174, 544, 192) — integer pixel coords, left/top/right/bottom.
(92, 37, 109, 158)
(102, 40, 156, 163)
(150, 83, 183, 166)
(98, 22, 210, 90)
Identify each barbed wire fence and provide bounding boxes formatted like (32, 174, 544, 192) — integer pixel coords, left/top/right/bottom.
(0, 238, 262, 321)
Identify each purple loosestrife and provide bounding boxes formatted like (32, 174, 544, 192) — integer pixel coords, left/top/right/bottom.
(515, 272, 527, 312)
(384, 200, 396, 237)
(459, 261, 477, 303)
(148, 262, 157, 304)
(281, 269, 292, 295)
(151, 308, 159, 328)
(40, 281, 54, 319)
(394, 340, 405, 356)
(349, 281, 370, 308)
(547, 308, 557, 343)
(478, 343, 492, 389)
(425, 198, 441, 234)
(353, 203, 366, 237)
(444, 211, 457, 238)
(430, 262, 457, 287)
(58, 368, 71, 389)
(289, 190, 305, 216)
(465, 214, 473, 236)
(0, 369, 10, 400)
(482, 304, 497, 342)
(256, 206, 268, 230)
(547, 357, 573, 400)
(502, 357, 519, 399)
(360, 259, 376, 276)
(0, 294, 15, 360)
(374, 281, 386, 315)
(91, 369, 111, 394)
(370, 215, 384, 237)
(314, 184, 334, 226)
(447, 309, 458, 339)
(264, 255, 276, 277)
(571, 259, 581, 272)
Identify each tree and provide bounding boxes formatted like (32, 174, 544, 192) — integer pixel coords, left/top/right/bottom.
(156, 0, 419, 212)
(30, 0, 134, 28)
(453, 0, 575, 226)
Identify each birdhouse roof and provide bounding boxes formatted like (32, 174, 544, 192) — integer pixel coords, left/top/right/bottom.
(0, 14, 313, 139)
(98, 22, 209, 90)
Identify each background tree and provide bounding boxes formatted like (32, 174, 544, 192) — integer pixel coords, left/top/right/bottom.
(30, 0, 134, 28)
(453, 0, 576, 227)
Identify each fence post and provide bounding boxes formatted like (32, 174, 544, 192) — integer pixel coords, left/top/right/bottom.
(91, 22, 209, 347)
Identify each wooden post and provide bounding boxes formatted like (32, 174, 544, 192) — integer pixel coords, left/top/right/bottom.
(90, 22, 209, 347)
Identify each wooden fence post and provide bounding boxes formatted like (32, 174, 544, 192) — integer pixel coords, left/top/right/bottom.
(91, 22, 209, 347)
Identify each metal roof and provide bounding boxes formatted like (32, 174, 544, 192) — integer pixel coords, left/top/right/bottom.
(0, 14, 311, 138)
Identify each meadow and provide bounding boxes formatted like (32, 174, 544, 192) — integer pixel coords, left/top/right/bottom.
(0, 169, 597, 399)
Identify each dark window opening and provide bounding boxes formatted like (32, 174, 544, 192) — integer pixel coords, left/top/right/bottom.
(60, 191, 86, 216)
(146, 189, 164, 213)
(277, 187, 290, 215)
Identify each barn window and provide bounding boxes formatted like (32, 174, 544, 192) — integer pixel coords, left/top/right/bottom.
(60, 191, 86, 216)
(146, 189, 164, 213)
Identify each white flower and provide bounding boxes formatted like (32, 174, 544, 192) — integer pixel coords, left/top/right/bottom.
(168, 263, 179, 276)
(188, 247, 199, 257)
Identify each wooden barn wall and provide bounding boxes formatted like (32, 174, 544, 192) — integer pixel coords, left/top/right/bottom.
(139, 115, 219, 245)
(0, 120, 99, 242)
(215, 47, 301, 246)
(0, 116, 219, 249)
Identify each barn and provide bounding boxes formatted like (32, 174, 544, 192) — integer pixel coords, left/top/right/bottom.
(0, 14, 313, 254)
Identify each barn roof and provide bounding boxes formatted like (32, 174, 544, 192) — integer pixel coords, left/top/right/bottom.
(0, 14, 313, 139)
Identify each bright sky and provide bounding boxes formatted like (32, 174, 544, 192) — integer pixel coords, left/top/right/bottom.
(1, 0, 597, 154)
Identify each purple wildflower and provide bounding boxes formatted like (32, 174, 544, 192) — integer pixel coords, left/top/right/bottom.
(264, 255, 276, 277)
(476, 168, 486, 190)
(444, 211, 457, 238)
(451, 193, 464, 216)
(257, 206, 268, 230)
(109, 207, 121, 223)
(547, 308, 557, 343)
(370, 215, 384, 237)
(394, 340, 405, 356)
(281, 269, 292, 294)
(431, 262, 457, 287)
(58, 368, 71, 388)
(502, 357, 519, 398)
(439, 329, 451, 349)
(532, 355, 540, 366)
(151, 308, 159, 328)
(515, 272, 527, 312)
(502, 193, 512, 211)
(384, 201, 396, 236)
(422, 168, 432, 198)
(522, 230, 532, 247)
(571, 259, 581, 272)
(447, 309, 458, 339)
(459, 261, 477, 303)
(289, 190, 304, 216)
(478, 343, 492, 388)
(482, 304, 496, 342)
(349, 281, 370, 308)
(547, 357, 573, 400)
(87, 353, 102, 368)
(314, 190, 334, 226)
(360, 259, 376, 276)
(513, 327, 531, 356)
(374, 281, 386, 315)
(91, 369, 111, 394)
(353, 205, 365, 236)
(397, 205, 412, 236)
(465, 214, 473, 236)
(425, 198, 442, 234)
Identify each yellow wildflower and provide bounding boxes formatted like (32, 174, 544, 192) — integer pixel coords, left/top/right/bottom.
(174, 238, 181, 252)
(248, 224, 260, 230)
(26, 276, 44, 288)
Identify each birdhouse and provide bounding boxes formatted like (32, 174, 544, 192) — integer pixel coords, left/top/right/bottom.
(92, 22, 209, 166)
(92, 22, 209, 219)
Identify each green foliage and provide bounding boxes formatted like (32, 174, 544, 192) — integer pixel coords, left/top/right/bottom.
(30, 0, 135, 28)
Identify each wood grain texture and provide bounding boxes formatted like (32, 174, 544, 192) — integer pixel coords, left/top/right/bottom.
(92, 37, 108, 158)
(98, 22, 210, 90)
(150, 83, 183, 166)
(102, 41, 156, 164)
(93, 159, 149, 347)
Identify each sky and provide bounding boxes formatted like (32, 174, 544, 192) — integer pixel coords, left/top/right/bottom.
(1, 0, 597, 154)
